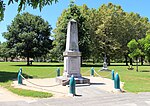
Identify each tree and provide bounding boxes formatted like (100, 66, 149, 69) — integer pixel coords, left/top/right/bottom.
(3, 12, 52, 65)
(122, 12, 149, 65)
(0, 0, 58, 21)
(95, 3, 149, 66)
(0, 0, 5, 21)
(85, 8, 102, 63)
(138, 38, 146, 65)
(0, 42, 10, 61)
(95, 3, 124, 65)
(127, 39, 143, 72)
(52, 2, 91, 62)
(144, 34, 150, 62)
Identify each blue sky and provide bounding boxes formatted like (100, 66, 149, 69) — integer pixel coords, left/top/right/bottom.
(0, 0, 150, 42)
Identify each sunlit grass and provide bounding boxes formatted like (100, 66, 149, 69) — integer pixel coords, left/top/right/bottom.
(0, 62, 150, 93)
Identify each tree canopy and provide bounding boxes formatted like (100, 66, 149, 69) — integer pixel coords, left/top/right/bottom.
(0, 42, 9, 61)
(50, 2, 150, 64)
(1, 2, 150, 65)
(3, 12, 53, 65)
(52, 2, 91, 61)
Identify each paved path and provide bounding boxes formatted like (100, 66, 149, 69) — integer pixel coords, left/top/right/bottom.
(0, 84, 150, 106)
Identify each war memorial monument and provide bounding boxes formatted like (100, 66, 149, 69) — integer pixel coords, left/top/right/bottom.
(56, 19, 90, 85)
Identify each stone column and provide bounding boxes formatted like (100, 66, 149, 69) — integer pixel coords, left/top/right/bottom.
(63, 19, 81, 78)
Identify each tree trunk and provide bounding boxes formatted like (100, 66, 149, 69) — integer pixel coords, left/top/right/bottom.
(124, 54, 128, 66)
(27, 52, 30, 66)
(141, 56, 144, 65)
(11, 57, 14, 62)
(136, 57, 138, 72)
(5, 57, 8, 62)
(93, 58, 95, 64)
(129, 58, 133, 65)
(36, 57, 39, 62)
(107, 55, 110, 66)
(44, 56, 46, 62)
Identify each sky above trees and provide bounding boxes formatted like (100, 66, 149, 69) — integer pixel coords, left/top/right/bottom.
(0, 0, 150, 42)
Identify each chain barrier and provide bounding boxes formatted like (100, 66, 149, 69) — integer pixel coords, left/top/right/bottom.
(22, 83, 66, 94)
(94, 71, 111, 78)
(20, 74, 71, 94)
(80, 69, 111, 78)
(82, 70, 90, 75)
(20, 74, 60, 87)
(49, 70, 57, 77)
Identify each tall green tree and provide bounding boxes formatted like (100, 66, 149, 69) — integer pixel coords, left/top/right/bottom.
(53, 2, 91, 62)
(95, 3, 149, 65)
(122, 12, 149, 65)
(85, 8, 102, 63)
(3, 12, 52, 65)
(95, 3, 124, 65)
(144, 34, 150, 62)
(127, 39, 143, 72)
(138, 38, 146, 65)
(0, 42, 9, 61)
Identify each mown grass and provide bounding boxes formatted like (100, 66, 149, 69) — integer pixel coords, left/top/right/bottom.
(1, 81, 53, 98)
(0, 62, 150, 95)
(0, 62, 59, 98)
(8, 87, 53, 98)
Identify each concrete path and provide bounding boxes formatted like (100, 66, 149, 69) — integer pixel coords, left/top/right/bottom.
(0, 77, 150, 106)
(0, 88, 150, 106)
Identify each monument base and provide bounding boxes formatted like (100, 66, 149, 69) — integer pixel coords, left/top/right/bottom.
(56, 76, 90, 86)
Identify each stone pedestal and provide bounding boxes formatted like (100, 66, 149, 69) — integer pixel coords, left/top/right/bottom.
(100, 54, 110, 71)
(100, 62, 110, 71)
(56, 19, 90, 85)
(56, 76, 90, 86)
(63, 51, 81, 78)
(102, 62, 108, 70)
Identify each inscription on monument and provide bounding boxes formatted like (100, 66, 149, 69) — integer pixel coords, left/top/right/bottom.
(70, 42, 77, 51)
(70, 57, 78, 72)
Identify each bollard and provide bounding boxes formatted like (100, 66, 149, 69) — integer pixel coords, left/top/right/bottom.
(111, 69, 115, 80)
(19, 67, 22, 74)
(69, 75, 76, 96)
(18, 71, 22, 84)
(56, 67, 60, 77)
(114, 73, 120, 89)
(90, 67, 94, 76)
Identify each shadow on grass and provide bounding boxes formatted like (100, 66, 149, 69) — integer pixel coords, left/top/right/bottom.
(11, 64, 63, 67)
(140, 70, 150, 72)
(82, 64, 128, 67)
(12, 64, 127, 67)
(81, 64, 102, 67)
(0, 71, 33, 82)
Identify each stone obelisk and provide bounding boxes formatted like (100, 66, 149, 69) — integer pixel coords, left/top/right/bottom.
(56, 19, 90, 85)
(63, 19, 81, 78)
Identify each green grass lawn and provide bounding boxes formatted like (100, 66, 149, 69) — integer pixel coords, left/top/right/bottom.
(0, 62, 150, 96)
